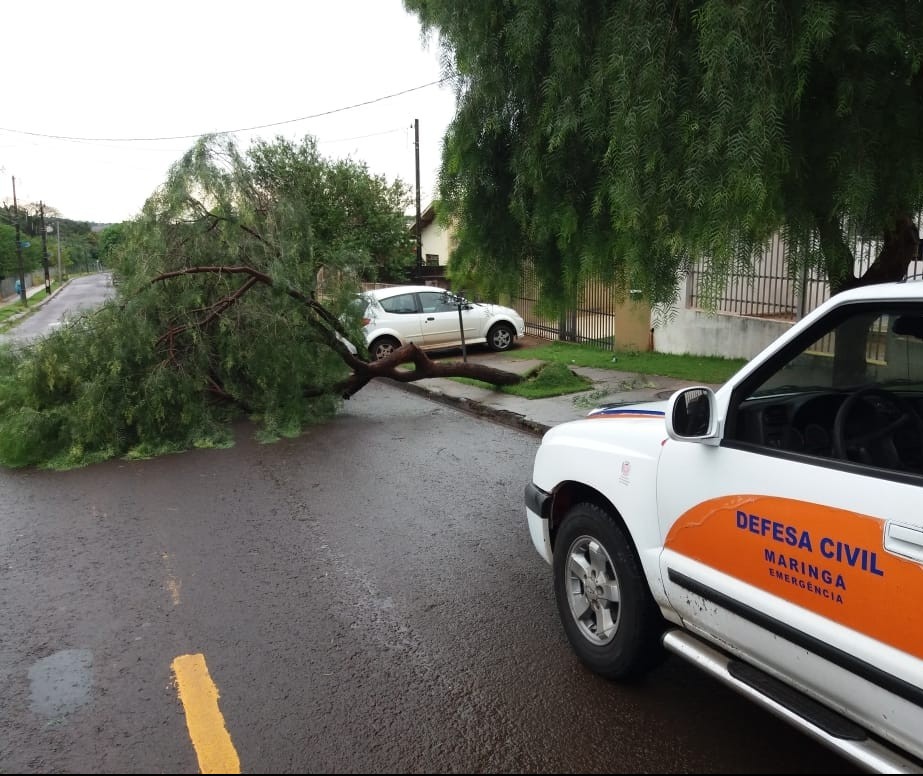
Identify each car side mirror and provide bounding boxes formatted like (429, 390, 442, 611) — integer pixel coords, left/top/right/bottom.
(666, 387, 720, 443)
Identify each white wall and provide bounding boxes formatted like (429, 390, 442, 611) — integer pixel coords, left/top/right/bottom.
(652, 306, 794, 360)
(420, 219, 454, 266)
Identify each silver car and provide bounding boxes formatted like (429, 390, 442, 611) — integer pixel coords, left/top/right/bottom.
(359, 285, 526, 360)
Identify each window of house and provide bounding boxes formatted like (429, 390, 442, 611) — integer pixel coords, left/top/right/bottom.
(425, 254, 440, 267)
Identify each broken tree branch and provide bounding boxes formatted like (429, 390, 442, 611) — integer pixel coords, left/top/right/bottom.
(150, 265, 524, 402)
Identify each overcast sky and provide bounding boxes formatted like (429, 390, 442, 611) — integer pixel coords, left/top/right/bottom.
(1, 0, 457, 224)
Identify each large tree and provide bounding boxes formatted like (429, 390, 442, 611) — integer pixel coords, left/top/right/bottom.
(405, 0, 923, 308)
(0, 134, 519, 470)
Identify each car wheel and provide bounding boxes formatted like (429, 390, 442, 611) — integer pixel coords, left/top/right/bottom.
(553, 502, 665, 680)
(368, 336, 400, 361)
(487, 322, 515, 352)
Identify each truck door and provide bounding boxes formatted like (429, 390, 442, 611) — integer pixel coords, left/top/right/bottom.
(656, 303, 923, 752)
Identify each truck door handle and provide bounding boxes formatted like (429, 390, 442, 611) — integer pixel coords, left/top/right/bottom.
(884, 522, 923, 562)
(426, 317, 435, 321)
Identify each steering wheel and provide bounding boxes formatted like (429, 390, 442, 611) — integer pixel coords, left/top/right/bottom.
(832, 386, 923, 471)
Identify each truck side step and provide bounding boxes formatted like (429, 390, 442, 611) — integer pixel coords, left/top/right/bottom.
(662, 629, 922, 774)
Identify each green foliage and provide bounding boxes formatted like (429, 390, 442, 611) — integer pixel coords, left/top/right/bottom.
(0, 222, 45, 276)
(0, 224, 18, 278)
(406, 0, 923, 308)
(0, 206, 100, 278)
(64, 233, 97, 274)
(0, 133, 413, 469)
(97, 223, 127, 266)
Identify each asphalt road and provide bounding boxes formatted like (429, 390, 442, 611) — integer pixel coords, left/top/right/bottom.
(0, 272, 116, 347)
(0, 379, 855, 773)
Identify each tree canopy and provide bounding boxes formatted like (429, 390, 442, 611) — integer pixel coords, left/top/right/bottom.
(0, 203, 102, 279)
(0, 134, 519, 470)
(405, 0, 923, 308)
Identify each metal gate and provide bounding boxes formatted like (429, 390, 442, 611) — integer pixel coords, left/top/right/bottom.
(514, 262, 618, 348)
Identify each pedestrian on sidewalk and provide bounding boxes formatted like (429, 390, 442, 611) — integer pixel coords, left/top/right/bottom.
(14, 278, 22, 297)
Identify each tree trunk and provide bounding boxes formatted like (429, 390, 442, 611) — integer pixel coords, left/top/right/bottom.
(832, 214, 920, 295)
(335, 342, 522, 399)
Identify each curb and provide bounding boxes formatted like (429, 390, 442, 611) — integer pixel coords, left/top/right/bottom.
(391, 378, 551, 437)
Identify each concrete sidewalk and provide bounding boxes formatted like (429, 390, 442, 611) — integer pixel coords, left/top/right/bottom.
(396, 345, 725, 436)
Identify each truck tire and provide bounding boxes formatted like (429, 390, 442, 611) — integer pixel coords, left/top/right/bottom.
(553, 502, 665, 680)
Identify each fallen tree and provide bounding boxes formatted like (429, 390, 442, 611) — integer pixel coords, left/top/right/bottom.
(0, 134, 522, 470)
(150, 264, 522, 402)
(0, 266, 523, 471)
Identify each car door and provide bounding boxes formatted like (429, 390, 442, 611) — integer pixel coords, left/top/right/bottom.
(655, 302, 923, 754)
(377, 291, 425, 344)
(418, 291, 477, 347)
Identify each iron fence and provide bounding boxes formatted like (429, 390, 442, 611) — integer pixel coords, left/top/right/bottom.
(478, 220, 923, 351)
(687, 224, 923, 320)
(514, 262, 619, 347)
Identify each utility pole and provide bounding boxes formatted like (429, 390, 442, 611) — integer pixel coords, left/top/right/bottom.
(414, 118, 422, 280)
(39, 201, 52, 294)
(56, 219, 63, 283)
(12, 176, 26, 303)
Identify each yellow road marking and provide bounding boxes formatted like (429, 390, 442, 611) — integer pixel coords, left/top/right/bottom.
(171, 653, 241, 774)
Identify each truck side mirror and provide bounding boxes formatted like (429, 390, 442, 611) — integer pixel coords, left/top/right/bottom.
(666, 387, 720, 442)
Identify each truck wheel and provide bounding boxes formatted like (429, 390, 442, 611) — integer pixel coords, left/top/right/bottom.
(553, 502, 665, 680)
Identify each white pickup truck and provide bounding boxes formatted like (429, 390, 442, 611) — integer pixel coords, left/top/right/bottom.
(525, 280, 923, 772)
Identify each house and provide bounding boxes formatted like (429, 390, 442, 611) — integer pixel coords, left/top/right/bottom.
(409, 202, 453, 287)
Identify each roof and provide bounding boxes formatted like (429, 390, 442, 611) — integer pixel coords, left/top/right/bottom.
(366, 284, 446, 299)
(406, 202, 437, 232)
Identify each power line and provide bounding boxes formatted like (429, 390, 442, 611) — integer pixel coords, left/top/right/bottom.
(0, 126, 409, 156)
(316, 126, 407, 145)
(0, 79, 450, 144)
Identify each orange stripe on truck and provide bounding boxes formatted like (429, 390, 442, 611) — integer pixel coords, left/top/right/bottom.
(664, 495, 923, 660)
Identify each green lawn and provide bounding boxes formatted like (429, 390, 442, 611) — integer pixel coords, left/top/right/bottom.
(519, 341, 747, 384)
(445, 340, 746, 399)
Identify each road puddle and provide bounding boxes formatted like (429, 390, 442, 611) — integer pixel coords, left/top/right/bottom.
(28, 648, 93, 717)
